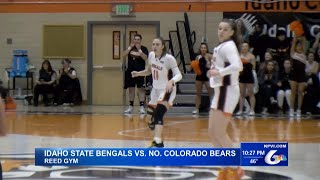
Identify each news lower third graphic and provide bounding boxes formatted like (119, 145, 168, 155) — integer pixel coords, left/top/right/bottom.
(241, 142, 288, 166)
(34, 142, 288, 166)
(35, 148, 240, 166)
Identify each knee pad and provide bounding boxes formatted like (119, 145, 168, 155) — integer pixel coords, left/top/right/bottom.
(146, 105, 156, 130)
(153, 104, 167, 125)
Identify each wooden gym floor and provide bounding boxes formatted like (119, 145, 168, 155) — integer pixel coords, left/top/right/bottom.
(0, 104, 319, 179)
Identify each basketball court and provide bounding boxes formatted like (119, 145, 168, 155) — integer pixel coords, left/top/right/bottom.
(1, 103, 319, 179)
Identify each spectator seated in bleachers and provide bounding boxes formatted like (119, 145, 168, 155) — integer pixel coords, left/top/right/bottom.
(33, 60, 56, 106)
(53, 59, 82, 106)
(311, 34, 320, 62)
(249, 23, 273, 64)
(258, 61, 278, 115)
(235, 19, 249, 43)
(259, 51, 279, 73)
(271, 30, 291, 72)
(302, 51, 320, 115)
(305, 50, 319, 76)
(276, 59, 292, 113)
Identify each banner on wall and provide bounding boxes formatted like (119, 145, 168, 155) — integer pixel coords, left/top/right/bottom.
(223, 12, 320, 40)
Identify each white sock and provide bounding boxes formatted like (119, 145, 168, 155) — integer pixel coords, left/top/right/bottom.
(154, 137, 162, 144)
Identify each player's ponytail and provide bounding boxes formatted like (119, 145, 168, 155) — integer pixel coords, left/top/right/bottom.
(221, 18, 241, 51)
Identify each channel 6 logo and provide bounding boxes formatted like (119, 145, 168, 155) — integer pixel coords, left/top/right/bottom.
(264, 150, 287, 165)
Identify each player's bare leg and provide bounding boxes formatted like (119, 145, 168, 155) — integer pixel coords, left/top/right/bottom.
(208, 109, 244, 179)
(208, 109, 234, 147)
(208, 109, 222, 147)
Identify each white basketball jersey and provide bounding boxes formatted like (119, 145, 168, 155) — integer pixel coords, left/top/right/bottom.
(148, 52, 178, 89)
(210, 40, 242, 88)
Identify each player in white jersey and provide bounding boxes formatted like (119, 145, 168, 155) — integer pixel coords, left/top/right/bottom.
(207, 19, 244, 179)
(132, 37, 182, 148)
(0, 97, 6, 179)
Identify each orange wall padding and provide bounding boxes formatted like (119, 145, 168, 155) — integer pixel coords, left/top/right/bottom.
(0, 1, 319, 13)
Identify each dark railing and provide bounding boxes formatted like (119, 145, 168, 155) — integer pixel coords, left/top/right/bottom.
(166, 12, 196, 74)
(169, 31, 185, 73)
(176, 21, 191, 72)
(184, 12, 197, 60)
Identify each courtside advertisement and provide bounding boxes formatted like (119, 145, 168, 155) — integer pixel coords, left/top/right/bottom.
(35, 142, 288, 166)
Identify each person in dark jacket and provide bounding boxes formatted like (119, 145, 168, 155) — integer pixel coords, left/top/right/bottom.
(272, 30, 291, 72)
(258, 61, 278, 114)
(54, 59, 82, 106)
(33, 60, 56, 106)
(276, 59, 291, 113)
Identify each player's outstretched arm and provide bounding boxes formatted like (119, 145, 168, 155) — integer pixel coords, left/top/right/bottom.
(132, 64, 152, 77)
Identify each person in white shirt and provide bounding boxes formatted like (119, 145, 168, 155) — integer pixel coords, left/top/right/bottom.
(132, 37, 182, 148)
(207, 19, 244, 178)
